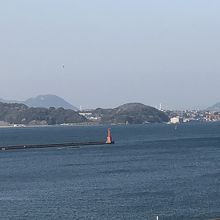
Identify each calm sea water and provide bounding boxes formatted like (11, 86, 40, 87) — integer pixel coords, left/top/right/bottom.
(1, 123, 220, 220)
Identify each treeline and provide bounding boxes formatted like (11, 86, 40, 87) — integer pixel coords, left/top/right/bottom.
(89, 103, 169, 124)
(0, 102, 87, 125)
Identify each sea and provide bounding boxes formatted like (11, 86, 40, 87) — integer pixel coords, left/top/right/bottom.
(0, 123, 220, 220)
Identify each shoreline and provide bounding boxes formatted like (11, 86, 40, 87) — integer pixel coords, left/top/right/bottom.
(0, 120, 220, 129)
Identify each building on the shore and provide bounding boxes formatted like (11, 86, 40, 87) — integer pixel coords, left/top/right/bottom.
(170, 116, 183, 124)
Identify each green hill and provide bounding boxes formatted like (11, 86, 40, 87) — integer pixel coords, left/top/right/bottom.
(91, 103, 169, 124)
(0, 102, 86, 125)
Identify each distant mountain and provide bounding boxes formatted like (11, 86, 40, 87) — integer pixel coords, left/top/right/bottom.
(24, 95, 78, 111)
(90, 103, 169, 124)
(207, 102, 220, 112)
(0, 95, 78, 111)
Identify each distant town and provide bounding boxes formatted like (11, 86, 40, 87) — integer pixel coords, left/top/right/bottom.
(164, 109, 220, 124)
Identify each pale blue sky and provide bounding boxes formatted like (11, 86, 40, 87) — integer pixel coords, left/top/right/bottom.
(1, 1, 220, 109)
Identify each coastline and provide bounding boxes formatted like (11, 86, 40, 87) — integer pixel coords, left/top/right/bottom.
(0, 120, 219, 129)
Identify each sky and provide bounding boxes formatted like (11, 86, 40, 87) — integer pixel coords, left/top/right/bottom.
(1, 0, 220, 110)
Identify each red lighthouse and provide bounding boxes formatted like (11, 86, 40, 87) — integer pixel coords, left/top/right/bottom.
(106, 128, 114, 144)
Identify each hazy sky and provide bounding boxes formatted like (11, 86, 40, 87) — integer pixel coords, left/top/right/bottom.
(1, 0, 220, 109)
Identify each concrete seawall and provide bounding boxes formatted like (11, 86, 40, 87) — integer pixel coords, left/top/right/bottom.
(0, 141, 114, 151)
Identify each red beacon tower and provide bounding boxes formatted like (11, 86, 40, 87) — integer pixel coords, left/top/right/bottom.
(106, 128, 114, 144)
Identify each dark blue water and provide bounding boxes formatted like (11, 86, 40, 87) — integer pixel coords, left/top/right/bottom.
(1, 123, 220, 220)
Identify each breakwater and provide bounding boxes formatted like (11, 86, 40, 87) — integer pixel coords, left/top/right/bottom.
(0, 128, 114, 151)
(0, 141, 112, 151)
